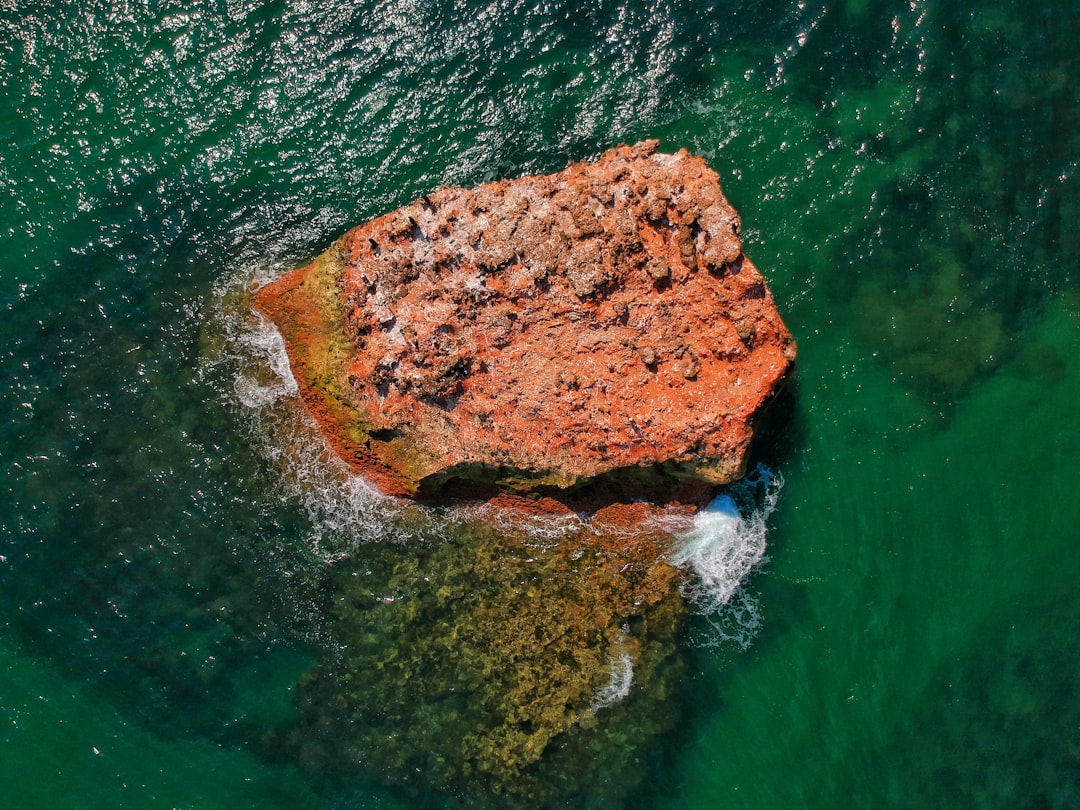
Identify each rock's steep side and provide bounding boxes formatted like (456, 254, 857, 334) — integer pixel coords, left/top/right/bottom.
(256, 141, 795, 497)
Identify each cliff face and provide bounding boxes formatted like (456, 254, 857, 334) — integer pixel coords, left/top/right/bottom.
(256, 141, 795, 498)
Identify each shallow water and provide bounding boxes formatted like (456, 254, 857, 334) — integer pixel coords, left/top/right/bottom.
(2, 0, 1077, 807)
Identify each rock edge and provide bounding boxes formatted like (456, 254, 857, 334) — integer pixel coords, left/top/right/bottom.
(255, 141, 795, 498)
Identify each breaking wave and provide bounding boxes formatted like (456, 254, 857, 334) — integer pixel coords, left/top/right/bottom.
(206, 276, 424, 560)
(232, 311, 299, 408)
(456, 501, 587, 547)
(670, 465, 782, 647)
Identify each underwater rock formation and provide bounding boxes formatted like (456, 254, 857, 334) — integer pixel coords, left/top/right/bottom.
(286, 512, 687, 807)
(256, 141, 795, 498)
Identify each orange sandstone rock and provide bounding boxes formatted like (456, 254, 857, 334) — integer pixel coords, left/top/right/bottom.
(256, 141, 795, 498)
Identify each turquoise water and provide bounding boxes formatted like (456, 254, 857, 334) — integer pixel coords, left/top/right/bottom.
(2, 1, 1077, 807)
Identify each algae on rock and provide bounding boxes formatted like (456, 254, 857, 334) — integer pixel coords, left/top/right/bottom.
(285, 516, 687, 807)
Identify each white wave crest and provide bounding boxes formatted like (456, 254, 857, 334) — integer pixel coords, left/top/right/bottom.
(229, 309, 299, 408)
(455, 501, 586, 547)
(670, 465, 782, 615)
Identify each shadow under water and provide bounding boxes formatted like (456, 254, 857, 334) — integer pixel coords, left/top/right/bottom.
(787, 2, 1078, 410)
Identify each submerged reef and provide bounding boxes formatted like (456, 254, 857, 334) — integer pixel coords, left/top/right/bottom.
(255, 141, 795, 498)
(282, 512, 686, 808)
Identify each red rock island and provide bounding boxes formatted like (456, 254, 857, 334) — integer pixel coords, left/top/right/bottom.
(256, 141, 795, 498)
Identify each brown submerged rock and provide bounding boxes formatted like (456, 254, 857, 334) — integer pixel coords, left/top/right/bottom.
(256, 141, 795, 499)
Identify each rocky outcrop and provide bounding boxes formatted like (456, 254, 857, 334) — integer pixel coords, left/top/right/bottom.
(255, 141, 795, 498)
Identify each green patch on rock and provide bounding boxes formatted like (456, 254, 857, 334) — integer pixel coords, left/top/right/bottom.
(294, 244, 365, 428)
(260, 242, 389, 460)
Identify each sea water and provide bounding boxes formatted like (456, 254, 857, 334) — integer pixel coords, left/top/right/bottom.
(2, 1, 1077, 807)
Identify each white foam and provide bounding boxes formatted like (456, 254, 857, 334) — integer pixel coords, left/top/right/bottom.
(275, 420, 415, 560)
(670, 465, 782, 617)
(232, 311, 299, 407)
(456, 501, 586, 547)
(590, 646, 635, 711)
(207, 272, 422, 560)
(692, 588, 765, 651)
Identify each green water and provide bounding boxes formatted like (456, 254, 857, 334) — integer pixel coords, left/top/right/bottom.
(2, 1, 1077, 807)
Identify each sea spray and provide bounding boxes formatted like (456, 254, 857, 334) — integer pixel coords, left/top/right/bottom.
(457, 500, 586, 547)
(206, 277, 419, 558)
(670, 465, 782, 647)
(232, 311, 299, 408)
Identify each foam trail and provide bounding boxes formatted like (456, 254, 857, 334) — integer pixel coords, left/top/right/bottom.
(591, 647, 635, 711)
(456, 501, 586, 546)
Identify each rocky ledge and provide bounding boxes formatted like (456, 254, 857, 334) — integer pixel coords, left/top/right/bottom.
(256, 141, 795, 498)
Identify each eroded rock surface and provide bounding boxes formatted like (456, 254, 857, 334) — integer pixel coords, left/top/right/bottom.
(256, 141, 795, 497)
